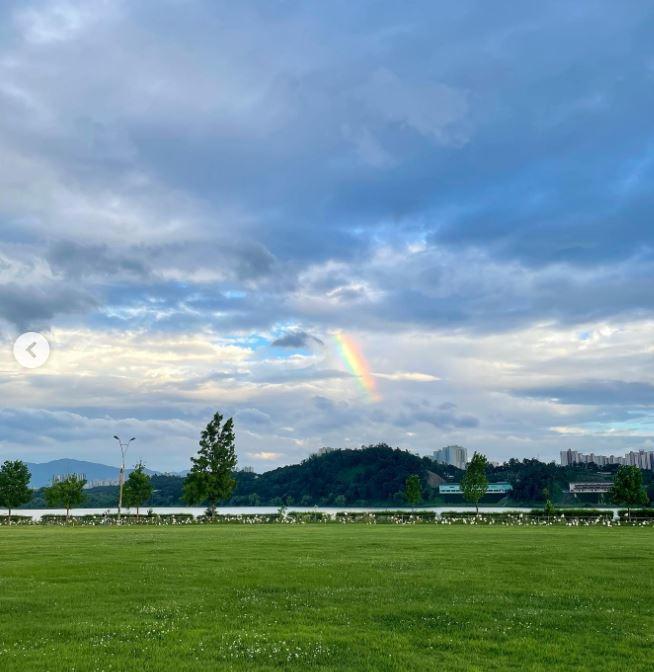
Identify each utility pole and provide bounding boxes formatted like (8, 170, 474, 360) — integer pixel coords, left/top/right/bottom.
(113, 435, 135, 523)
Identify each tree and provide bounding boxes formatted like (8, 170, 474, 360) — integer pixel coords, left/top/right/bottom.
(508, 459, 558, 502)
(404, 474, 422, 508)
(0, 460, 32, 524)
(610, 465, 648, 519)
(183, 412, 237, 520)
(44, 475, 87, 521)
(544, 499, 556, 518)
(124, 462, 153, 520)
(461, 452, 488, 514)
(542, 487, 555, 519)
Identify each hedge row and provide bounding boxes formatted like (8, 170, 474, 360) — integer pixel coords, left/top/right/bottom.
(617, 509, 654, 519)
(528, 509, 614, 519)
(0, 515, 32, 525)
(37, 513, 195, 524)
(335, 510, 437, 522)
(2, 509, 654, 526)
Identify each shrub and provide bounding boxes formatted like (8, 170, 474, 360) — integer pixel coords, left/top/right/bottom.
(0, 515, 32, 525)
(618, 509, 654, 520)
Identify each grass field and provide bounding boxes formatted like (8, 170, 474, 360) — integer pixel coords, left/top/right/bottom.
(1, 526, 653, 671)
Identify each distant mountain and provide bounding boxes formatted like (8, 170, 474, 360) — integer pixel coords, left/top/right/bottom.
(25, 459, 158, 489)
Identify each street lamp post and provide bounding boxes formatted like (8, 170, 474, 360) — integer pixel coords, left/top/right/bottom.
(113, 435, 135, 523)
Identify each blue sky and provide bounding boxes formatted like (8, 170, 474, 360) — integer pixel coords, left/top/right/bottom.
(1, 0, 654, 470)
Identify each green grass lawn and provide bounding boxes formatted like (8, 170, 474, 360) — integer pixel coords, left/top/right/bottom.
(0, 525, 653, 671)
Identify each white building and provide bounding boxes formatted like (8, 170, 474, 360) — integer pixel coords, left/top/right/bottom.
(568, 482, 612, 494)
(560, 449, 653, 470)
(52, 472, 87, 484)
(626, 450, 654, 470)
(85, 478, 119, 488)
(440, 482, 512, 495)
(433, 445, 468, 470)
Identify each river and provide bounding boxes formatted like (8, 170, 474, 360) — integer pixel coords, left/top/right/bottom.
(4, 505, 614, 521)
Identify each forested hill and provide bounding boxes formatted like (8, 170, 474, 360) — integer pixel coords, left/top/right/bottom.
(230, 444, 460, 506)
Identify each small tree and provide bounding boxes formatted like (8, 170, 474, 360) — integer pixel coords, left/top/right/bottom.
(183, 412, 237, 520)
(543, 487, 555, 519)
(461, 452, 488, 515)
(0, 460, 32, 524)
(544, 499, 556, 518)
(610, 465, 648, 519)
(44, 475, 87, 521)
(405, 474, 422, 508)
(124, 462, 153, 520)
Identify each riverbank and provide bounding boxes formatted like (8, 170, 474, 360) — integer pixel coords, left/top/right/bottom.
(2, 506, 653, 525)
(5, 505, 533, 521)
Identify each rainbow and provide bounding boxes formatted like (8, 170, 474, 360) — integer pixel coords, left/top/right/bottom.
(334, 332, 380, 402)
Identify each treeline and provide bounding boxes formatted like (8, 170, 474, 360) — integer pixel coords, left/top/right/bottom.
(25, 474, 180, 509)
(3, 407, 654, 512)
(0, 460, 154, 520)
(17, 444, 440, 509)
(224, 448, 654, 507)
(495, 458, 654, 504)
(13, 446, 654, 510)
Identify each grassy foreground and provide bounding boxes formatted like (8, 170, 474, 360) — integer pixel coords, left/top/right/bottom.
(0, 526, 653, 671)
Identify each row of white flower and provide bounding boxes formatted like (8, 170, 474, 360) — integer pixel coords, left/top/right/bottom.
(2, 512, 653, 526)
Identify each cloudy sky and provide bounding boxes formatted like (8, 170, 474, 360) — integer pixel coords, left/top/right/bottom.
(1, 1, 654, 471)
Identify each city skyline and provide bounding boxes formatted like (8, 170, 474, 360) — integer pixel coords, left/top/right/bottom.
(1, 2, 654, 470)
(560, 448, 654, 471)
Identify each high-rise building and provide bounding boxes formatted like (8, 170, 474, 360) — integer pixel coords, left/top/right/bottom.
(432, 445, 468, 470)
(560, 449, 650, 470)
(626, 450, 654, 470)
(560, 449, 578, 466)
(52, 472, 86, 484)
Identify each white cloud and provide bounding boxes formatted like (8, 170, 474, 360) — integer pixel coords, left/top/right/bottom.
(15, 1, 118, 45)
(248, 451, 282, 461)
(374, 371, 440, 382)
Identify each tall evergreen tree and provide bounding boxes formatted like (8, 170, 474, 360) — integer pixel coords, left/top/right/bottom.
(183, 412, 237, 519)
(461, 452, 488, 515)
(124, 461, 153, 520)
(0, 460, 32, 524)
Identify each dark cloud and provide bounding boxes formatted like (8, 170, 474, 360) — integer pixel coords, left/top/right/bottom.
(147, 240, 279, 283)
(272, 331, 324, 348)
(516, 381, 654, 406)
(394, 400, 480, 431)
(0, 281, 97, 329)
(48, 241, 150, 280)
(2, 1, 654, 334)
(236, 408, 272, 426)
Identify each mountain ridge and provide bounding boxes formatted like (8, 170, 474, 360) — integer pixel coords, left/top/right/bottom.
(24, 459, 162, 488)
